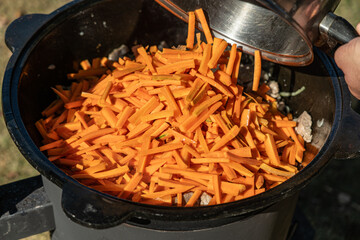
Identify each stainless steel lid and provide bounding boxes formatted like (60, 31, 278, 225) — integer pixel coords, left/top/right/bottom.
(155, 0, 358, 66)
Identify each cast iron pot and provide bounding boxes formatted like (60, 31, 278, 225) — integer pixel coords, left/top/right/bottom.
(2, 0, 360, 230)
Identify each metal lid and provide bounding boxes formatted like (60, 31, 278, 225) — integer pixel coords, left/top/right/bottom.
(155, 0, 313, 66)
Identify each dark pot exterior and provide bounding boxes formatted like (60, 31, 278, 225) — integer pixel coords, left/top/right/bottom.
(2, 0, 360, 230)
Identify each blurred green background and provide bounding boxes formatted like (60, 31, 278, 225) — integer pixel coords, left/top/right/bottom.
(0, 0, 359, 239)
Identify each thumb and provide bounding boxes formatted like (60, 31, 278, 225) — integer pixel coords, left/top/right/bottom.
(357, 23, 360, 35)
(334, 36, 360, 99)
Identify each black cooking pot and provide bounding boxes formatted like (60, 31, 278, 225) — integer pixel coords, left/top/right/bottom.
(2, 0, 360, 232)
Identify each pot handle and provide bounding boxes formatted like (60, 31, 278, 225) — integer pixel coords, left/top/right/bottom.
(333, 68, 360, 159)
(61, 180, 136, 229)
(319, 12, 359, 45)
(5, 14, 50, 52)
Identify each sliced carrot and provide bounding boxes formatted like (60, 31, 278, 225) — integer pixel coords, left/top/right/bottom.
(226, 161, 254, 177)
(212, 175, 222, 204)
(186, 11, 196, 49)
(156, 59, 195, 74)
(40, 140, 64, 151)
(185, 190, 203, 207)
(210, 125, 240, 152)
(226, 44, 237, 75)
(194, 8, 213, 44)
(140, 142, 183, 156)
(35, 10, 309, 207)
(137, 46, 156, 73)
(141, 185, 194, 199)
(208, 40, 228, 69)
(121, 172, 143, 199)
(252, 50, 261, 91)
(231, 51, 242, 84)
(198, 43, 212, 75)
(264, 133, 281, 166)
(214, 70, 232, 86)
(116, 106, 134, 129)
(196, 73, 234, 98)
(260, 163, 295, 178)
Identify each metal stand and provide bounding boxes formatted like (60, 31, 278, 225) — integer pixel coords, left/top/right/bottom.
(0, 176, 314, 240)
(0, 176, 55, 239)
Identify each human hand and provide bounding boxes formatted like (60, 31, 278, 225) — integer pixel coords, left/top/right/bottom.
(334, 23, 360, 99)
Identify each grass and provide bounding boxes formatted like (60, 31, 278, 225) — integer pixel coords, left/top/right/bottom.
(0, 1, 69, 239)
(0, 0, 71, 185)
(335, 0, 360, 27)
(0, 1, 359, 239)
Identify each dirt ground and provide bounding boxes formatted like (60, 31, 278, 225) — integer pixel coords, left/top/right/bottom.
(0, 1, 359, 239)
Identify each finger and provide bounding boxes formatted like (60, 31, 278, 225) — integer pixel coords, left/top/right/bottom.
(356, 22, 360, 35)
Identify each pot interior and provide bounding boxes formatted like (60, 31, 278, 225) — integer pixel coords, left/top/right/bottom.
(16, 0, 335, 208)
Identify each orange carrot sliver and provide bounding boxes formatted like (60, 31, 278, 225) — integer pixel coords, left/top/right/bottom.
(194, 8, 213, 44)
(252, 50, 261, 91)
(186, 11, 196, 49)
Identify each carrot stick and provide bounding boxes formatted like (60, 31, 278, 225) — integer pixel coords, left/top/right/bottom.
(137, 46, 156, 73)
(74, 165, 129, 179)
(226, 162, 254, 177)
(191, 158, 229, 164)
(186, 11, 196, 49)
(186, 102, 222, 133)
(287, 127, 306, 151)
(116, 106, 134, 129)
(231, 51, 242, 84)
(141, 110, 174, 122)
(160, 86, 181, 117)
(173, 150, 188, 169)
(101, 107, 118, 128)
(51, 87, 70, 103)
(227, 147, 252, 158)
(128, 96, 159, 124)
(226, 44, 237, 75)
(208, 40, 228, 69)
(121, 172, 143, 199)
(140, 142, 184, 156)
(210, 125, 240, 152)
(40, 140, 64, 151)
(274, 120, 297, 128)
(198, 43, 212, 75)
(73, 128, 116, 147)
(141, 185, 194, 199)
(260, 163, 295, 178)
(112, 65, 145, 79)
(252, 50, 261, 91)
(214, 70, 232, 86)
(185, 190, 202, 207)
(192, 94, 222, 116)
(195, 73, 234, 98)
(156, 59, 195, 74)
(99, 81, 112, 106)
(194, 8, 213, 44)
(212, 175, 222, 204)
(196, 127, 209, 153)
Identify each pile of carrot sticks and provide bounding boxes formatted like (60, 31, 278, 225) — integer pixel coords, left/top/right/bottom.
(35, 8, 306, 206)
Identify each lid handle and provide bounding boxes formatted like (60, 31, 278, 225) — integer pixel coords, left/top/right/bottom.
(319, 12, 359, 45)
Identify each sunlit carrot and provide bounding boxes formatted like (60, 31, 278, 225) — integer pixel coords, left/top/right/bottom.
(226, 44, 237, 75)
(186, 11, 196, 49)
(35, 7, 309, 207)
(252, 50, 261, 91)
(208, 40, 228, 69)
(194, 8, 213, 44)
